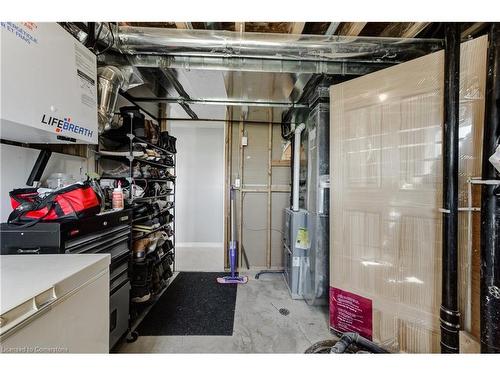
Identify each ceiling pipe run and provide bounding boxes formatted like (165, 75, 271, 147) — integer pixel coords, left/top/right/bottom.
(292, 123, 306, 211)
(113, 26, 443, 62)
(129, 96, 308, 108)
(440, 23, 461, 354)
(480, 23, 500, 354)
(100, 54, 396, 76)
(65, 23, 443, 70)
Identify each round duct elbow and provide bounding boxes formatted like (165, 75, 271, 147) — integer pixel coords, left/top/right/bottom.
(97, 65, 128, 134)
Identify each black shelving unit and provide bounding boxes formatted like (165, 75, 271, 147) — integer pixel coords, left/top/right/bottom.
(97, 152, 175, 169)
(132, 222, 174, 241)
(96, 108, 177, 345)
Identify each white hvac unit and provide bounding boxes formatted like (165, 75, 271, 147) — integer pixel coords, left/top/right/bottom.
(0, 22, 98, 144)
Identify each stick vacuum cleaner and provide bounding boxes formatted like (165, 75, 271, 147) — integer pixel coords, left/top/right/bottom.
(217, 186, 248, 284)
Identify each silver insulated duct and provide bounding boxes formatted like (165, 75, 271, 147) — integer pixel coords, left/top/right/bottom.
(114, 26, 443, 62)
(97, 65, 129, 134)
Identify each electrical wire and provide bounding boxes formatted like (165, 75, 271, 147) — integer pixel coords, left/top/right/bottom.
(243, 226, 283, 235)
(96, 22, 115, 56)
(240, 192, 285, 235)
(92, 23, 103, 51)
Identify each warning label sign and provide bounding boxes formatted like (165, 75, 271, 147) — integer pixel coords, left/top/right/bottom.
(329, 287, 373, 340)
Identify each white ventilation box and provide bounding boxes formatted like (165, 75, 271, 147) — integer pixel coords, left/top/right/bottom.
(0, 22, 98, 144)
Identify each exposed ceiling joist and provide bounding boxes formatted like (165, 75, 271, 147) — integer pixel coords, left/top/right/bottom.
(175, 22, 193, 29)
(235, 22, 245, 33)
(461, 22, 487, 39)
(289, 22, 305, 35)
(325, 22, 341, 35)
(204, 22, 222, 30)
(337, 22, 367, 36)
(380, 22, 430, 38)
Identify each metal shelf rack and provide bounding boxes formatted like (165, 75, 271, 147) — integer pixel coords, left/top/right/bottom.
(96, 108, 177, 345)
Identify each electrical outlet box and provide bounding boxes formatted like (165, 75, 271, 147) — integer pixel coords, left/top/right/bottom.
(242, 136, 248, 146)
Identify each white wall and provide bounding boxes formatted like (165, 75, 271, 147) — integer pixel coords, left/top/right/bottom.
(0, 143, 90, 222)
(170, 121, 225, 271)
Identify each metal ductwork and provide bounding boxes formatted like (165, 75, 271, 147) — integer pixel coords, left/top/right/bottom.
(97, 65, 130, 134)
(114, 26, 442, 62)
(65, 23, 442, 65)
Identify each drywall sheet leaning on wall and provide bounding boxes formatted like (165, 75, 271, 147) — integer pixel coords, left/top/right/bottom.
(329, 36, 487, 353)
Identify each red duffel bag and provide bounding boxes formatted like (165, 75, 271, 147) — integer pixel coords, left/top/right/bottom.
(8, 182, 101, 225)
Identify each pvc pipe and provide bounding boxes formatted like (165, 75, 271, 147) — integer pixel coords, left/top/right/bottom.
(292, 123, 306, 211)
(480, 23, 500, 354)
(330, 332, 389, 354)
(440, 23, 461, 354)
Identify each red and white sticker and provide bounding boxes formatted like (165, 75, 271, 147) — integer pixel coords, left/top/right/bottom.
(329, 287, 373, 340)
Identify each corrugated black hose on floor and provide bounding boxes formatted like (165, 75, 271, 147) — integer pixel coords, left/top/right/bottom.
(305, 333, 389, 354)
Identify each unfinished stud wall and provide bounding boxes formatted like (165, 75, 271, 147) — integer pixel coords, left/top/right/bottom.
(228, 107, 291, 270)
(329, 36, 487, 353)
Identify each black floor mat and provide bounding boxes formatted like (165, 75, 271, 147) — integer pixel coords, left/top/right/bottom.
(136, 272, 238, 336)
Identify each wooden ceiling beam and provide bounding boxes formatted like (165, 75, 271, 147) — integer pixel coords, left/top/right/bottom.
(235, 22, 245, 33)
(175, 22, 193, 29)
(289, 22, 305, 35)
(380, 22, 430, 38)
(325, 22, 341, 35)
(461, 22, 487, 39)
(337, 22, 367, 36)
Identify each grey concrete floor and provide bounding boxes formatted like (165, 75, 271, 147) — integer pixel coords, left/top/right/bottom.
(117, 271, 333, 353)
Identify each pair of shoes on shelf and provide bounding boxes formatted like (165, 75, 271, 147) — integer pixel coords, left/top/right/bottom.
(145, 120, 160, 145)
(140, 164, 151, 178)
(132, 237, 150, 262)
(147, 231, 162, 253)
(130, 259, 153, 303)
(100, 159, 130, 178)
(165, 171, 176, 183)
(160, 131, 177, 154)
(120, 106, 146, 138)
(132, 230, 161, 262)
(163, 154, 174, 166)
(150, 167, 161, 179)
(131, 288, 151, 303)
(144, 149, 160, 161)
(131, 184, 145, 199)
(134, 163, 162, 180)
(100, 142, 145, 158)
(156, 200, 171, 210)
(134, 218, 161, 232)
(132, 162, 142, 178)
(152, 182, 172, 196)
(133, 202, 149, 218)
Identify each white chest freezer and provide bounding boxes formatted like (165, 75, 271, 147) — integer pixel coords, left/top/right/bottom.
(0, 254, 110, 353)
(0, 22, 98, 144)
